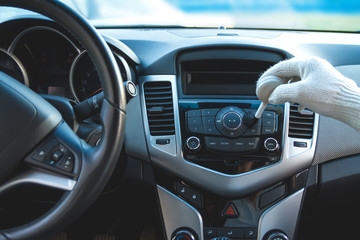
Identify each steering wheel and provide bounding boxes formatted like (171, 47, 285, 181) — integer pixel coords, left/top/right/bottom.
(0, 0, 126, 239)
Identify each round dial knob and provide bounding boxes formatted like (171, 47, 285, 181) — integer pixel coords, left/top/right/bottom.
(264, 138, 279, 152)
(185, 136, 201, 151)
(222, 112, 242, 130)
(266, 232, 289, 240)
(172, 230, 196, 240)
(215, 106, 246, 138)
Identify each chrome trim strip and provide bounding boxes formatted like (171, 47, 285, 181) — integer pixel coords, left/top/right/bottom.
(258, 189, 304, 240)
(157, 185, 203, 240)
(0, 169, 76, 195)
(140, 75, 319, 197)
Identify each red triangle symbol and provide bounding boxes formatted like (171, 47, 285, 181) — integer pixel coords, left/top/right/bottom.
(226, 206, 235, 215)
(222, 202, 238, 218)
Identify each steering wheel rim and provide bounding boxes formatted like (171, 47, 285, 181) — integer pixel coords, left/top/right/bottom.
(0, 1, 126, 239)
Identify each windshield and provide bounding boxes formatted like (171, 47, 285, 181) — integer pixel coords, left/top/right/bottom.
(2, 0, 360, 32)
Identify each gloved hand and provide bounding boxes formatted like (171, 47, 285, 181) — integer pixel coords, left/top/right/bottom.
(256, 56, 360, 131)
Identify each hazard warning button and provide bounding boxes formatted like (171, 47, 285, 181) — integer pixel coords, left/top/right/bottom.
(221, 202, 239, 218)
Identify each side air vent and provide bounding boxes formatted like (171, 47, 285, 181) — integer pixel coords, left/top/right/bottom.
(143, 81, 175, 136)
(288, 104, 315, 139)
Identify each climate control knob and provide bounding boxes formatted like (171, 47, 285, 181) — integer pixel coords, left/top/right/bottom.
(185, 136, 201, 151)
(172, 230, 196, 240)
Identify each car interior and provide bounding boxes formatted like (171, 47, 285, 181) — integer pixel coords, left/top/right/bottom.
(1, 1, 360, 240)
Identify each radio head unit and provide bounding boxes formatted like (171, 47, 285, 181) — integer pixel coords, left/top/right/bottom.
(179, 101, 284, 175)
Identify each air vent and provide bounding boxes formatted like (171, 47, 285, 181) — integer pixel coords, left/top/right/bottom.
(288, 104, 315, 139)
(143, 81, 175, 136)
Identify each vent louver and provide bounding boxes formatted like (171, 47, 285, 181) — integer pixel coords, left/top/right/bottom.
(144, 81, 175, 136)
(288, 104, 315, 139)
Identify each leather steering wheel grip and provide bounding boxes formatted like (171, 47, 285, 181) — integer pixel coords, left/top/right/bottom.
(0, 1, 126, 239)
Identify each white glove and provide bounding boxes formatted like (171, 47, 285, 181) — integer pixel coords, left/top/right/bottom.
(256, 56, 360, 131)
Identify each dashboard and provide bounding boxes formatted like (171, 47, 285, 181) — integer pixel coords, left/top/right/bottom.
(2, 16, 360, 240)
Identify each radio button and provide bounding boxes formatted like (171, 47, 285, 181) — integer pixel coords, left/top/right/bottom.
(245, 138, 259, 151)
(243, 118, 262, 136)
(233, 138, 246, 152)
(202, 108, 220, 116)
(262, 126, 275, 135)
(203, 125, 220, 135)
(188, 109, 201, 117)
(205, 137, 219, 150)
(188, 117, 202, 125)
(263, 118, 275, 127)
(188, 125, 203, 134)
(202, 116, 215, 126)
(218, 138, 232, 151)
(221, 128, 243, 138)
(263, 111, 276, 119)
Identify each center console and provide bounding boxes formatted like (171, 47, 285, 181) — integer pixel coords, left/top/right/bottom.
(139, 48, 318, 240)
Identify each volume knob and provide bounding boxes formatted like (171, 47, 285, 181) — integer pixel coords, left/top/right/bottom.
(185, 136, 201, 151)
(264, 138, 279, 152)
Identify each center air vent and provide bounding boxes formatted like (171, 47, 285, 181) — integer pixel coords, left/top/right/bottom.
(288, 104, 315, 139)
(143, 81, 175, 136)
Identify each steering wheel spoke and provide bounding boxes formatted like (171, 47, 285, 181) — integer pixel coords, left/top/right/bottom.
(0, 169, 76, 198)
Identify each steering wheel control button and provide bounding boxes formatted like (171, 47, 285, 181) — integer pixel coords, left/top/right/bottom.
(264, 138, 279, 152)
(185, 136, 201, 151)
(172, 230, 196, 240)
(58, 153, 75, 172)
(265, 232, 289, 240)
(175, 181, 203, 208)
(221, 202, 239, 218)
(32, 138, 59, 161)
(51, 151, 63, 162)
(217, 228, 244, 238)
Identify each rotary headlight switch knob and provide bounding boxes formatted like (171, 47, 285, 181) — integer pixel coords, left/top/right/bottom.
(215, 106, 246, 138)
